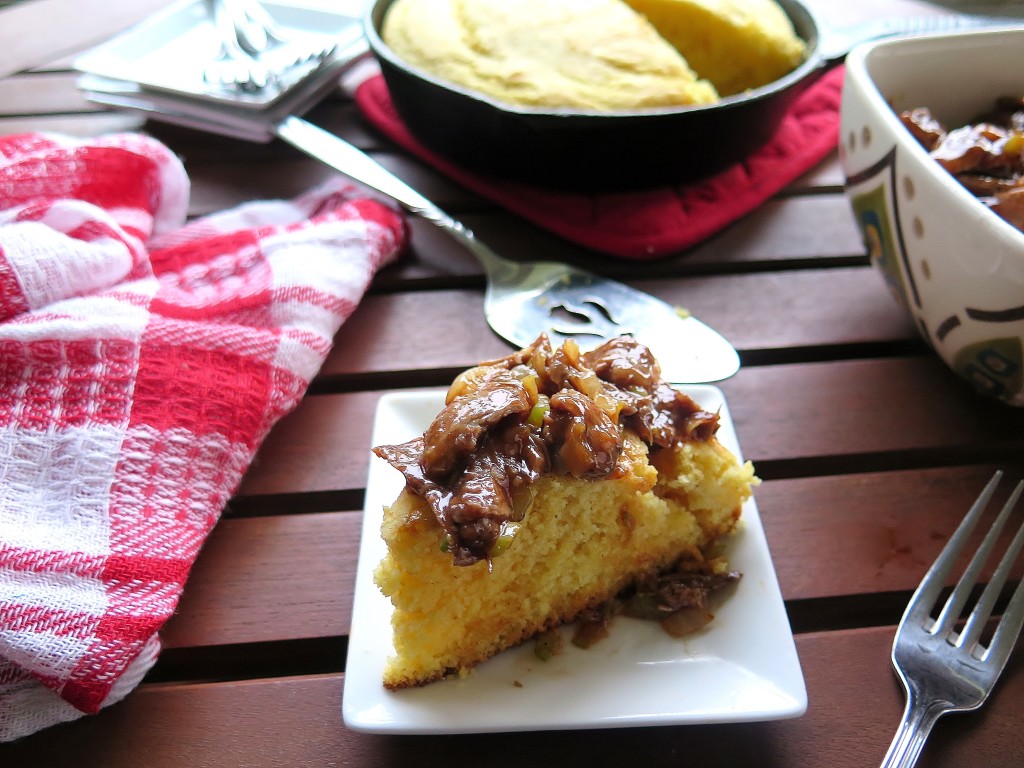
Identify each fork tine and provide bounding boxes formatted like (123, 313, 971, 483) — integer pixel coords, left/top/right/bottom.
(958, 480, 1024, 650)
(933, 474, 1020, 637)
(985, 565, 1024, 670)
(902, 471, 1004, 625)
(962, 480, 1024, 661)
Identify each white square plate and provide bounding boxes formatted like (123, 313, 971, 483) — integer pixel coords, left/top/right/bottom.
(73, 0, 365, 109)
(343, 385, 806, 734)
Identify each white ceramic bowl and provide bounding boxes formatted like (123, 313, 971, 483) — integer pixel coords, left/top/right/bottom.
(840, 27, 1024, 406)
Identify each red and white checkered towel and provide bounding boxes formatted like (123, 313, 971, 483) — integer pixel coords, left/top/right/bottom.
(0, 132, 406, 741)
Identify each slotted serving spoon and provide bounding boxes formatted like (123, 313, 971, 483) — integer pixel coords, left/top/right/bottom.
(274, 117, 741, 383)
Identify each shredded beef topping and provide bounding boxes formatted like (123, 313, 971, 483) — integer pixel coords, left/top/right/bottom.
(543, 388, 622, 478)
(899, 98, 1024, 232)
(419, 368, 534, 478)
(567, 563, 742, 649)
(373, 334, 720, 566)
(630, 568, 742, 615)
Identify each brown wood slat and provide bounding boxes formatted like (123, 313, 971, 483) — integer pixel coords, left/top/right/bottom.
(237, 390, 382, 498)
(791, 150, 843, 189)
(805, 0, 947, 28)
(325, 267, 916, 381)
(0, 112, 145, 137)
(388, 193, 866, 276)
(160, 512, 360, 649)
(0, 72, 101, 115)
(3, 626, 1022, 768)
(670, 194, 865, 267)
(758, 464, 1024, 601)
(0, 0, 176, 81)
(180, 150, 476, 220)
(645, 267, 914, 351)
(721, 356, 1024, 469)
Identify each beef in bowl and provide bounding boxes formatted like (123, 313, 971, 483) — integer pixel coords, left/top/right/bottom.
(900, 98, 1024, 233)
(841, 27, 1024, 405)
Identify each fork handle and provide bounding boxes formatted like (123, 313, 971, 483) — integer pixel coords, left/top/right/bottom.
(879, 697, 945, 768)
(274, 115, 516, 279)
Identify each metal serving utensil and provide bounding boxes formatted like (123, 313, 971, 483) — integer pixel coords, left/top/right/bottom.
(273, 116, 740, 382)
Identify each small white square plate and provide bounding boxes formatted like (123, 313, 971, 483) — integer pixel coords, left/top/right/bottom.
(343, 385, 806, 734)
(73, 0, 365, 108)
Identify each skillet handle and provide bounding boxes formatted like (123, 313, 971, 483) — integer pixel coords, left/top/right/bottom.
(274, 114, 514, 278)
(817, 13, 1019, 64)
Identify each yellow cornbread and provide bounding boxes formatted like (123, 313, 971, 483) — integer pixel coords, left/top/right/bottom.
(622, 0, 807, 96)
(380, 0, 719, 110)
(374, 431, 755, 689)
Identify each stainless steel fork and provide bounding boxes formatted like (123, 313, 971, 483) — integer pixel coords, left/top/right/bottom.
(881, 471, 1024, 768)
(222, 0, 289, 56)
(202, 0, 337, 93)
(203, 0, 274, 91)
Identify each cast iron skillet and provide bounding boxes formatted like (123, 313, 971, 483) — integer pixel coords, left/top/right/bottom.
(364, 0, 828, 191)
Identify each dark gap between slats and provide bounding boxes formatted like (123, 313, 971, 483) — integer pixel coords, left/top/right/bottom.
(788, 583, 1022, 635)
(753, 444, 1024, 482)
(776, 184, 847, 198)
(307, 368, 464, 395)
(636, 254, 871, 279)
(226, 490, 366, 518)
(738, 339, 930, 368)
(145, 637, 347, 685)
(367, 254, 872, 296)
(305, 342, 929, 396)
(368, 275, 482, 295)
(786, 591, 908, 634)
(1, 108, 113, 120)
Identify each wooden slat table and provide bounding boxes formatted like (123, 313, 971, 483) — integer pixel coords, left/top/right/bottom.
(2, 0, 1024, 765)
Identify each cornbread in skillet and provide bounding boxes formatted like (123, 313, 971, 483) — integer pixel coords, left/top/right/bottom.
(379, 0, 719, 110)
(622, 0, 807, 96)
(372, 335, 756, 689)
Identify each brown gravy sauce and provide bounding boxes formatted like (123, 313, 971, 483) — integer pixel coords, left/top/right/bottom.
(374, 334, 719, 566)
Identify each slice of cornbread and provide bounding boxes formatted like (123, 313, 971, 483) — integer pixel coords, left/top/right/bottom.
(622, 0, 807, 96)
(381, 0, 719, 110)
(372, 335, 756, 689)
